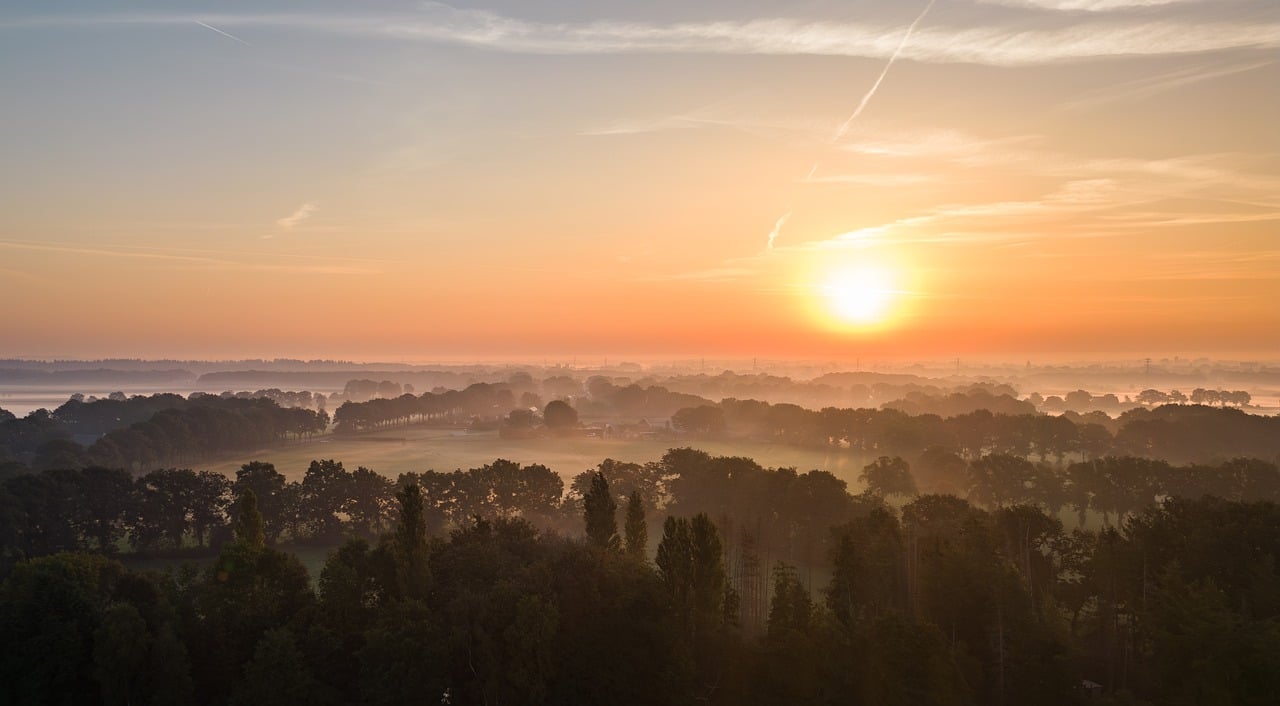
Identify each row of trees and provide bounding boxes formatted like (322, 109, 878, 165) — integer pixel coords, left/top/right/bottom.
(1133, 387, 1252, 407)
(330, 382, 534, 433)
(861, 452, 1280, 525)
(330, 379, 714, 434)
(0, 461, 396, 567)
(6, 471, 1279, 705)
(673, 399, 1280, 465)
(8, 446, 1280, 577)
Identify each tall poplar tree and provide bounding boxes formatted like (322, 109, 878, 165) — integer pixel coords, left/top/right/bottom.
(583, 472, 619, 551)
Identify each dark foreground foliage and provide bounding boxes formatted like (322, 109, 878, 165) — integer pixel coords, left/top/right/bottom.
(4, 457, 1280, 705)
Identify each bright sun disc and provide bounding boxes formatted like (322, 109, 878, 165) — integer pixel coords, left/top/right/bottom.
(821, 266, 896, 326)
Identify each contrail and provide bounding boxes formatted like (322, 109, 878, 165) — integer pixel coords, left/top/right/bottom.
(195, 20, 251, 46)
(767, 211, 791, 250)
(833, 0, 937, 141)
(766, 0, 936, 250)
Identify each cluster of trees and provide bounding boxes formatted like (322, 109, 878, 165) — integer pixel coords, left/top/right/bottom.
(595, 370, 1026, 414)
(331, 378, 714, 434)
(881, 388, 1036, 417)
(331, 382, 534, 433)
(498, 400, 582, 439)
(0, 395, 329, 476)
(673, 399, 1280, 465)
(0, 461, 396, 567)
(866, 452, 1280, 526)
(6, 464, 1279, 704)
(209, 388, 327, 411)
(81, 399, 327, 472)
(1036, 387, 1254, 414)
(1133, 387, 1252, 407)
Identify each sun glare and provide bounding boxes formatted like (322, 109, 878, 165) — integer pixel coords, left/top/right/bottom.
(820, 266, 898, 327)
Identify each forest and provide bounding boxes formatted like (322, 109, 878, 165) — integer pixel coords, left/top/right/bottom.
(4, 443, 1280, 704)
(3, 380, 1280, 705)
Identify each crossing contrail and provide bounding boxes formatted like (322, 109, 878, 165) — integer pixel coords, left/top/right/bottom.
(767, 0, 937, 249)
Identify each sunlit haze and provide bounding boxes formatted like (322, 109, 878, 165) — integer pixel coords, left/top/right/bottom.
(2, 0, 1277, 362)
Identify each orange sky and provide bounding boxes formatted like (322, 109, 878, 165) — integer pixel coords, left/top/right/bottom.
(2, 2, 1278, 362)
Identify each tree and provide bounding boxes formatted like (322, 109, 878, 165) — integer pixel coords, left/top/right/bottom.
(297, 459, 352, 541)
(671, 405, 726, 436)
(358, 600, 445, 706)
(624, 490, 647, 559)
(543, 399, 579, 433)
(583, 472, 620, 551)
(347, 466, 393, 538)
(93, 603, 149, 706)
(766, 562, 812, 640)
(190, 470, 231, 548)
(76, 467, 134, 553)
(229, 628, 330, 706)
(1137, 389, 1171, 406)
(859, 455, 918, 498)
(233, 490, 266, 551)
(234, 461, 286, 542)
(0, 553, 121, 705)
(392, 484, 431, 601)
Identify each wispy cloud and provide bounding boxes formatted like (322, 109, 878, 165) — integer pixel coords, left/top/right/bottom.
(275, 201, 318, 230)
(660, 267, 759, 282)
(766, 212, 790, 251)
(1063, 60, 1274, 110)
(6, 9, 1279, 66)
(837, 129, 1040, 164)
(0, 239, 380, 276)
(979, 0, 1198, 12)
(0, 267, 49, 284)
(804, 172, 939, 186)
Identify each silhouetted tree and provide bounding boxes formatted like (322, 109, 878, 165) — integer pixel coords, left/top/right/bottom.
(543, 399, 579, 433)
(859, 455, 918, 498)
(625, 490, 647, 559)
(583, 472, 619, 551)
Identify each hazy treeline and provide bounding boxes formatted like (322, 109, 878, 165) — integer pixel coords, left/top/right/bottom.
(671, 399, 1280, 466)
(0, 367, 194, 385)
(1037, 387, 1253, 415)
(0, 396, 328, 475)
(331, 378, 711, 433)
(4, 464, 1279, 705)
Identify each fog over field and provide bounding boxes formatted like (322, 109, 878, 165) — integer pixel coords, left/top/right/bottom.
(4, 0, 1279, 703)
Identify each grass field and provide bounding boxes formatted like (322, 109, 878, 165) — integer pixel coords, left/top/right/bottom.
(201, 427, 874, 489)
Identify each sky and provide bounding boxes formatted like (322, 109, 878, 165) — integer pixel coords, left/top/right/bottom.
(1, 0, 1277, 363)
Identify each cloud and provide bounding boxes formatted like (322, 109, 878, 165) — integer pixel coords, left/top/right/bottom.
(835, 128, 1042, 171)
(766, 211, 790, 250)
(276, 202, 318, 230)
(978, 0, 1198, 11)
(804, 172, 939, 186)
(0, 239, 380, 275)
(6, 8, 1279, 66)
(1062, 60, 1274, 110)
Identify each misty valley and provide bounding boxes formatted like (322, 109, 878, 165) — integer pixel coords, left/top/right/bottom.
(3, 360, 1280, 705)
(4, 0, 1279, 702)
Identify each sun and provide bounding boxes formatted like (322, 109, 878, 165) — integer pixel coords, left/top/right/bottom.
(820, 265, 898, 327)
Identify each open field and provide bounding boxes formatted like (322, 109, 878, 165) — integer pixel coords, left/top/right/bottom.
(201, 427, 874, 488)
